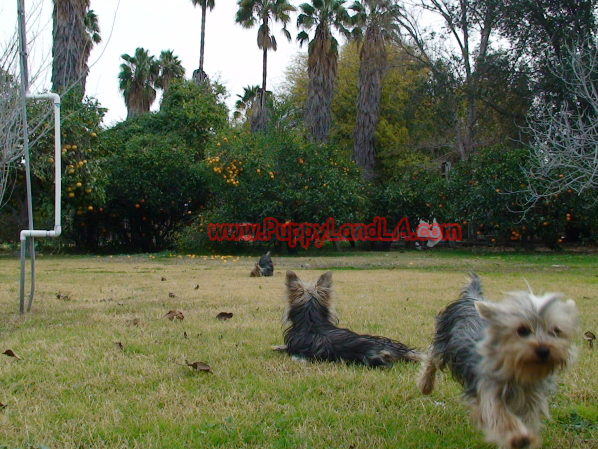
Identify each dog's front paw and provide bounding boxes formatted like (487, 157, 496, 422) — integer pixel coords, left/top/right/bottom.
(510, 435, 530, 449)
(507, 430, 539, 449)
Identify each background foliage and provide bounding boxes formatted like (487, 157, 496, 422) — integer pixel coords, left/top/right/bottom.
(4, 1, 598, 253)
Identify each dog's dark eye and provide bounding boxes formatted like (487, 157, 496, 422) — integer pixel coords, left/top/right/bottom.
(517, 325, 532, 337)
(552, 327, 562, 337)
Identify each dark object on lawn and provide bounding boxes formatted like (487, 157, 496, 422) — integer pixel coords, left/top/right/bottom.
(584, 331, 596, 348)
(216, 312, 234, 321)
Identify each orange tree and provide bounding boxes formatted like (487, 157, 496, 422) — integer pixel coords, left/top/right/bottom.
(444, 146, 598, 248)
(370, 146, 598, 249)
(95, 80, 227, 253)
(177, 129, 368, 253)
(21, 89, 107, 249)
(99, 133, 209, 252)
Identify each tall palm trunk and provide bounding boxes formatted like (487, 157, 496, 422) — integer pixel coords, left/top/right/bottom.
(52, 0, 90, 95)
(352, 25, 386, 181)
(251, 15, 269, 132)
(261, 36, 268, 94)
(126, 85, 156, 119)
(193, 3, 209, 84)
(200, 3, 207, 71)
(305, 23, 336, 143)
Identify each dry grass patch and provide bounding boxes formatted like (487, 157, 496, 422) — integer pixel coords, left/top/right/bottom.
(0, 252, 596, 448)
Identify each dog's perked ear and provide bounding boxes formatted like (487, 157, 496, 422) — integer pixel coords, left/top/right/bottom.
(285, 271, 302, 290)
(316, 272, 332, 289)
(563, 299, 578, 317)
(474, 300, 500, 321)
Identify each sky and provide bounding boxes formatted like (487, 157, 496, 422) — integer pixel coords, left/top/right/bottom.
(0, 0, 305, 127)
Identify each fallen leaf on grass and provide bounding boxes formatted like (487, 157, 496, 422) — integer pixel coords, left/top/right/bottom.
(161, 277, 167, 281)
(216, 312, 233, 321)
(184, 360, 212, 373)
(114, 341, 124, 350)
(169, 292, 176, 298)
(184, 331, 188, 339)
(127, 318, 140, 326)
(56, 292, 71, 301)
(584, 331, 596, 349)
(0, 402, 6, 409)
(3, 349, 22, 360)
(164, 310, 184, 321)
(194, 284, 200, 290)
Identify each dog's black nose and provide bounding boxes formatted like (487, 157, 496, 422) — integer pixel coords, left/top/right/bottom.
(536, 346, 550, 361)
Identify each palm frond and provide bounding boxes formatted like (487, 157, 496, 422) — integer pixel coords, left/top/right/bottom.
(297, 30, 310, 46)
(299, 3, 316, 15)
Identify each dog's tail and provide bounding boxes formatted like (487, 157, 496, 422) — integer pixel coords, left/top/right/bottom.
(461, 272, 483, 302)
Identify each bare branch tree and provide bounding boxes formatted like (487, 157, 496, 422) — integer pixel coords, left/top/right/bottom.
(0, 1, 52, 210)
(524, 42, 598, 205)
(0, 33, 26, 210)
(395, 0, 501, 159)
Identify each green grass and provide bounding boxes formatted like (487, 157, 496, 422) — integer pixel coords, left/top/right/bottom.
(0, 251, 597, 448)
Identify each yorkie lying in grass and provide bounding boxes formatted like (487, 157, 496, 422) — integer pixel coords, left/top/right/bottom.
(272, 271, 421, 367)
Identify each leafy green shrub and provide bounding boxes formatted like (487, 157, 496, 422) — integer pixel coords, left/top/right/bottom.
(158, 80, 229, 149)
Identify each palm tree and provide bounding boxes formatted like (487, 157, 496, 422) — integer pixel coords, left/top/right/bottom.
(81, 9, 101, 94)
(156, 50, 185, 91)
(51, 0, 91, 95)
(297, 0, 352, 142)
(233, 85, 274, 122)
(190, 0, 216, 84)
(233, 84, 260, 121)
(235, 0, 296, 131)
(351, 0, 399, 181)
(118, 48, 160, 119)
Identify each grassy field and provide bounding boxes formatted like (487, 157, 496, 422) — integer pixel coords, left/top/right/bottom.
(0, 250, 597, 449)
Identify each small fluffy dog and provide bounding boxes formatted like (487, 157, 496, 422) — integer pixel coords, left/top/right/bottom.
(417, 273, 579, 449)
(273, 271, 421, 366)
(250, 251, 274, 277)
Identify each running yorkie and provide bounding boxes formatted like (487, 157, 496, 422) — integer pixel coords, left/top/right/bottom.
(417, 273, 579, 449)
(272, 271, 421, 366)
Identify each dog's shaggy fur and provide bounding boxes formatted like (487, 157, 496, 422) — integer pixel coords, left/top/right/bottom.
(273, 271, 421, 366)
(418, 273, 579, 449)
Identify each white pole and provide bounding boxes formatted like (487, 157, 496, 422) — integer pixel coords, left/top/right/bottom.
(17, 0, 63, 313)
(24, 93, 62, 233)
(19, 93, 63, 313)
(17, 0, 32, 314)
